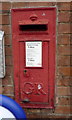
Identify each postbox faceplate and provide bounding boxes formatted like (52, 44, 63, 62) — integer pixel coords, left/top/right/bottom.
(11, 7, 56, 108)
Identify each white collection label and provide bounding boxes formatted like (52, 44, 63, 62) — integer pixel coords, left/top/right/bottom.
(26, 41, 42, 67)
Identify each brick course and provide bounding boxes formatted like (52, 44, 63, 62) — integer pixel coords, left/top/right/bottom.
(2, 25, 11, 35)
(58, 23, 70, 34)
(55, 106, 72, 114)
(0, 15, 2, 25)
(57, 77, 72, 86)
(57, 87, 72, 96)
(58, 97, 72, 105)
(2, 86, 14, 95)
(58, 56, 70, 66)
(58, 34, 70, 45)
(4, 35, 11, 45)
(58, 67, 70, 76)
(2, 2, 11, 11)
(58, 11, 70, 23)
(5, 46, 12, 56)
(0, 1, 71, 119)
(58, 45, 70, 55)
(2, 14, 10, 25)
(2, 76, 13, 86)
(57, 2, 71, 11)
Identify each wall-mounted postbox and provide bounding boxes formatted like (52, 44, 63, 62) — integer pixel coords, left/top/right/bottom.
(11, 7, 56, 108)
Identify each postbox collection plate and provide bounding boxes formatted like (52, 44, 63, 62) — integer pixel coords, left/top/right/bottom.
(11, 7, 56, 108)
(25, 41, 42, 67)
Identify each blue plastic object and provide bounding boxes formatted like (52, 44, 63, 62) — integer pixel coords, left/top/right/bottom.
(0, 95, 27, 119)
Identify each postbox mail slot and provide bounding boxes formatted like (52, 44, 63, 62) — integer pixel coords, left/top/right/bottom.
(18, 39, 50, 42)
(19, 24, 48, 31)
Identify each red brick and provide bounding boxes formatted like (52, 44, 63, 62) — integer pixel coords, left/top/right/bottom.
(28, 2, 56, 7)
(58, 34, 70, 45)
(58, 97, 72, 105)
(69, 12, 72, 22)
(2, 25, 11, 35)
(4, 35, 11, 45)
(0, 14, 2, 24)
(50, 115, 71, 119)
(0, 86, 2, 94)
(71, 67, 72, 76)
(57, 77, 72, 86)
(2, 2, 11, 10)
(27, 114, 41, 119)
(0, 79, 2, 85)
(29, 109, 52, 115)
(27, 113, 69, 119)
(55, 106, 71, 114)
(6, 56, 12, 65)
(70, 12, 72, 22)
(3, 86, 14, 95)
(71, 34, 72, 44)
(58, 23, 70, 34)
(70, 23, 72, 34)
(58, 67, 70, 76)
(71, 56, 72, 65)
(58, 11, 70, 23)
(57, 2, 71, 11)
(2, 76, 13, 85)
(5, 46, 12, 55)
(0, 25, 2, 29)
(0, 3, 2, 11)
(2, 14, 10, 25)
(57, 87, 71, 96)
(12, 2, 29, 8)
(6, 66, 13, 76)
(58, 56, 70, 66)
(58, 45, 70, 55)
(12, 2, 56, 8)
(70, 45, 72, 55)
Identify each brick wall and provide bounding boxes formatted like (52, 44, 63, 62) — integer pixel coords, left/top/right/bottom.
(0, 1, 72, 119)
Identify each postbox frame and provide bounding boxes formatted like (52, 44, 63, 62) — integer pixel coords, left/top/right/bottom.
(11, 7, 56, 109)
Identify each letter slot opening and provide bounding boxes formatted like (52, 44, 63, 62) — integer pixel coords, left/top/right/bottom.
(19, 24, 48, 31)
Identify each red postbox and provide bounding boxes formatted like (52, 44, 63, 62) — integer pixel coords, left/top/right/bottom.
(11, 7, 56, 108)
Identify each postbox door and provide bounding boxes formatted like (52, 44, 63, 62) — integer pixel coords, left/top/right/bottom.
(19, 41, 49, 105)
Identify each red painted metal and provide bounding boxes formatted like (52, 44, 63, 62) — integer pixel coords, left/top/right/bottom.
(11, 7, 56, 108)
